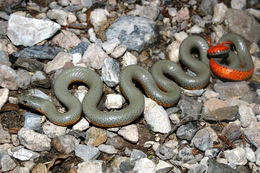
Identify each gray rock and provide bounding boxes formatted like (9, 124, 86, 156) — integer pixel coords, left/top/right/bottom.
(214, 81, 252, 100)
(199, 0, 218, 16)
(77, 160, 105, 173)
(191, 127, 217, 151)
(239, 104, 256, 128)
(7, 14, 60, 46)
(8, 146, 40, 161)
(177, 96, 202, 119)
(75, 144, 100, 161)
(178, 146, 195, 162)
(101, 57, 120, 87)
(12, 46, 63, 60)
(0, 154, 16, 172)
(52, 30, 81, 50)
(207, 159, 236, 173)
(245, 147, 256, 163)
(14, 58, 44, 72)
(42, 121, 67, 138)
(46, 9, 68, 25)
(231, 0, 246, 9)
(132, 5, 160, 20)
(120, 161, 132, 173)
(27, 89, 52, 102)
(133, 158, 156, 173)
(253, 104, 260, 115)
(106, 16, 159, 52)
(155, 145, 176, 161)
(0, 88, 9, 110)
(0, 50, 11, 66)
(52, 135, 79, 154)
(224, 147, 247, 166)
(244, 122, 260, 147)
(203, 106, 238, 122)
(98, 144, 118, 154)
(69, 41, 89, 55)
(81, 0, 93, 8)
(0, 65, 18, 90)
(44, 52, 72, 73)
(18, 127, 51, 151)
(221, 122, 241, 142)
(31, 71, 51, 88)
(212, 3, 228, 24)
(225, 9, 260, 44)
(130, 149, 147, 165)
(0, 124, 11, 144)
(205, 148, 219, 159)
(90, 8, 108, 31)
(23, 112, 42, 131)
(16, 69, 31, 89)
(256, 147, 260, 166)
(0, 21, 7, 37)
(102, 38, 120, 54)
(176, 122, 199, 141)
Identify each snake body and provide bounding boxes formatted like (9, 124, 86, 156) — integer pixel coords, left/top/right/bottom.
(18, 33, 253, 127)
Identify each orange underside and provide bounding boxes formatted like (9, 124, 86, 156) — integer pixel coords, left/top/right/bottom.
(209, 58, 254, 81)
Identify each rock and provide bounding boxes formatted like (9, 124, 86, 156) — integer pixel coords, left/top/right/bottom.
(98, 144, 118, 154)
(129, 149, 147, 165)
(31, 71, 51, 88)
(187, 25, 203, 34)
(246, 8, 260, 19)
(7, 14, 60, 46)
(207, 159, 236, 173)
(203, 98, 229, 112)
(69, 41, 89, 55)
(31, 163, 47, 173)
(0, 65, 18, 90)
(224, 147, 247, 166)
(0, 88, 9, 110)
(88, 28, 97, 42)
(0, 21, 7, 37)
(18, 127, 51, 151)
(111, 45, 127, 58)
(178, 146, 195, 162)
(203, 89, 219, 99)
(90, 8, 108, 31)
(176, 122, 199, 141)
(203, 106, 238, 122)
(205, 148, 219, 159)
(101, 57, 120, 87)
(144, 98, 171, 134)
(176, 7, 190, 22)
(156, 160, 173, 173)
(239, 104, 256, 128)
(52, 30, 81, 50)
(106, 16, 159, 52)
(12, 46, 63, 60)
(212, 3, 228, 24)
(11, 166, 30, 173)
(174, 31, 188, 42)
(244, 122, 260, 148)
(105, 94, 125, 109)
(106, 136, 133, 150)
(177, 96, 202, 119)
(231, 0, 246, 9)
(42, 120, 67, 138)
(256, 148, 260, 166)
(82, 43, 109, 69)
(199, 0, 218, 16)
(122, 51, 137, 67)
(27, 89, 52, 101)
(102, 38, 120, 54)
(221, 122, 241, 142)
(133, 158, 156, 173)
(15, 58, 44, 73)
(86, 127, 107, 146)
(156, 145, 176, 161)
(44, 52, 72, 73)
(46, 9, 68, 25)
(167, 41, 181, 62)
(214, 81, 251, 100)
(77, 160, 105, 173)
(16, 69, 31, 89)
(8, 146, 40, 161)
(75, 144, 100, 161)
(110, 156, 130, 172)
(245, 147, 256, 163)
(52, 135, 78, 154)
(129, 5, 160, 20)
(0, 50, 11, 66)
(72, 118, 90, 131)
(118, 124, 138, 143)
(0, 124, 11, 144)
(225, 9, 260, 44)
(191, 127, 218, 151)
(23, 112, 42, 131)
(0, 154, 16, 172)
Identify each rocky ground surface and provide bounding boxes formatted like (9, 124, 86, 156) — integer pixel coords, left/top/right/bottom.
(0, 0, 260, 172)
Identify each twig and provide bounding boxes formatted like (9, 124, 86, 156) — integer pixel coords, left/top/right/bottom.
(217, 134, 236, 149)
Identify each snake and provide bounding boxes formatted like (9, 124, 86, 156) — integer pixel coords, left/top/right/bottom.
(18, 33, 253, 127)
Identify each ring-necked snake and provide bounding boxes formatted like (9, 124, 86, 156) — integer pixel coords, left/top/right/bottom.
(18, 33, 254, 127)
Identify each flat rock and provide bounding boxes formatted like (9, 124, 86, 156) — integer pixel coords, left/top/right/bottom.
(75, 144, 100, 161)
(7, 146, 40, 161)
(12, 46, 63, 60)
(0, 154, 16, 172)
(106, 16, 159, 52)
(225, 9, 260, 44)
(18, 127, 51, 151)
(118, 124, 139, 143)
(203, 106, 238, 122)
(7, 14, 60, 46)
(203, 98, 229, 112)
(98, 144, 118, 154)
(207, 159, 236, 173)
(69, 41, 89, 55)
(44, 52, 72, 73)
(86, 127, 107, 146)
(52, 30, 81, 50)
(42, 120, 67, 138)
